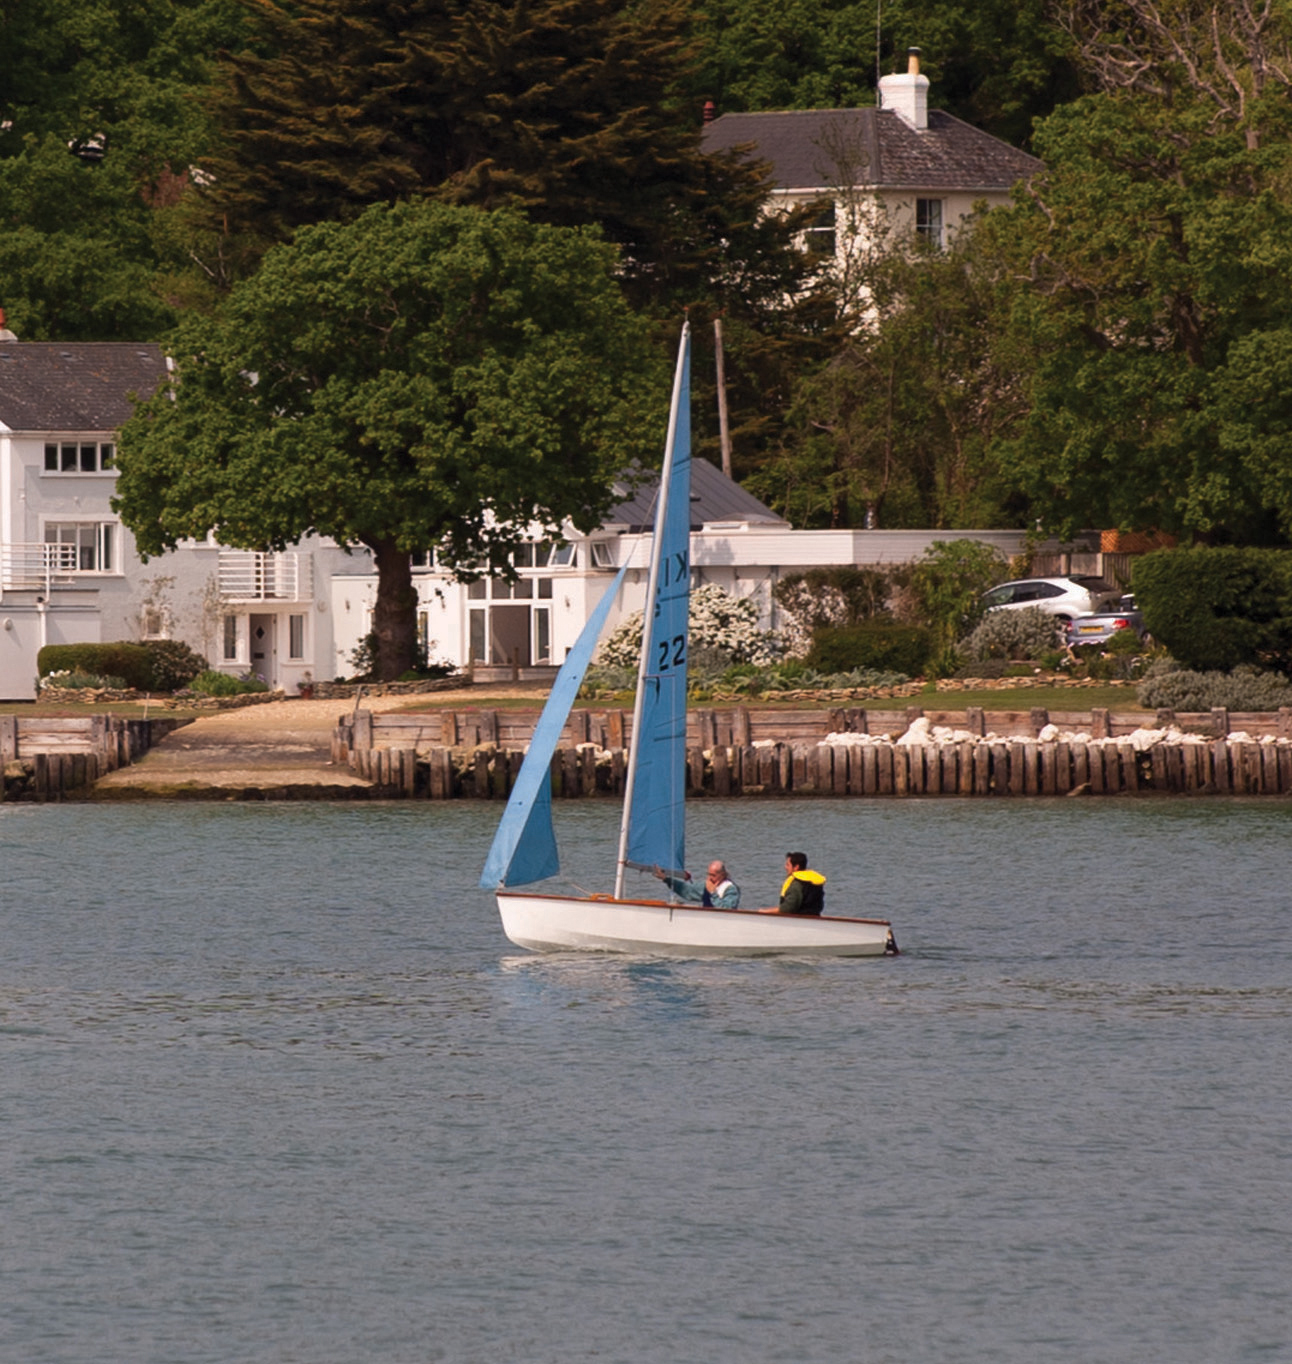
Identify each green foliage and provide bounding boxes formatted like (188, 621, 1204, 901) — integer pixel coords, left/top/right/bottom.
(37, 642, 153, 690)
(142, 638, 209, 692)
(115, 200, 661, 680)
(754, 225, 1033, 530)
(1136, 663, 1292, 712)
(689, 0, 1076, 146)
(0, 0, 248, 339)
(999, 82, 1292, 543)
(805, 620, 932, 675)
(1132, 547, 1292, 672)
(957, 606, 1061, 661)
(187, 669, 270, 697)
(900, 539, 1010, 652)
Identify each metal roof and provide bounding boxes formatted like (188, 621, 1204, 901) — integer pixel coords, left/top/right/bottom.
(602, 457, 789, 533)
(0, 342, 166, 431)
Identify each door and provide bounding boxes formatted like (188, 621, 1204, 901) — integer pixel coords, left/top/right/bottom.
(249, 613, 276, 685)
(489, 604, 531, 667)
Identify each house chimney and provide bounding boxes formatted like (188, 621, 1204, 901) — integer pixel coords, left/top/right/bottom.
(878, 46, 929, 130)
(0, 306, 16, 342)
(703, 99, 716, 124)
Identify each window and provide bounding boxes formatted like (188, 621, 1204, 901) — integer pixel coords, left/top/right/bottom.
(44, 440, 115, 474)
(589, 541, 616, 568)
(288, 613, 306, 660)
(44, 522, 116, 572)
(916, 198, 944, 249)
(804, 200, 837, 257)
(548, 543, 576, 567)
(535, 608, 551, 664)
(223, 615, 239, 661)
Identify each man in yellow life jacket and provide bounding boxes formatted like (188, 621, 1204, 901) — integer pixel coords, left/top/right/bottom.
(761, 851, 826, 916)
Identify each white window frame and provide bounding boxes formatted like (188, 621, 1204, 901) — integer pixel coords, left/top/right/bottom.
(43, 521, 119, 573)
(288, 613, 306, 661)
(916, 198, 944, 249)
(43, 439, 116, 475)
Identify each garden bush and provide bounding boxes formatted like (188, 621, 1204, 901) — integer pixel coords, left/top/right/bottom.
(805, 620, 932, 676)
(187, 669, 271, 697)
(957, 606, 1062, 662)
(37, 642, 153, 690)
(143, 639, 208, 692)
(1136, 662, 1292, 711)
(1133, 546, 1292, 671)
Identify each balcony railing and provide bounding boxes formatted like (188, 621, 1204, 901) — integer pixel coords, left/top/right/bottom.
(218, 551, 313, 602)
(0, 543, 78, 591)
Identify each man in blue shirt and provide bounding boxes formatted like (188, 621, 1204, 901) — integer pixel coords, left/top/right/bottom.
(653, 859, 741, 909)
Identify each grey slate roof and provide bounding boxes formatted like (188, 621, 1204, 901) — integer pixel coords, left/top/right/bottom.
(604, 457, 788, 533)
(0, 342, 167, 431)
(702, 108, 1041, 193)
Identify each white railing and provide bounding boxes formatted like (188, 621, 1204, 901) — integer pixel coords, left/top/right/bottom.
(218, 551, 313, 602)
(0, 543, 78, 591)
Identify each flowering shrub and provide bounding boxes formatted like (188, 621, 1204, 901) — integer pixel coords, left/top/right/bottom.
(957, 606, 1063, 662)
(38, 669, 128, 692)
(773, 568, 891, 658)
(599, 584, 782, 668)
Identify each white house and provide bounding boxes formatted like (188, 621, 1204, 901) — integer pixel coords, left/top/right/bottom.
(700, 49, 1042, 260)
(0, 336, 370, 699)
(1, 333, 1050, 698)
(329, 457, 1044, 674)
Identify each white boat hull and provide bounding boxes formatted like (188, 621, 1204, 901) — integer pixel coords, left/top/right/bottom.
(497, 891, 897, 958)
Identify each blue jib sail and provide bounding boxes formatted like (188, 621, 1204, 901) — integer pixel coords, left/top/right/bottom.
(624, 331, 692, 877)
(479, 564, 628, 889)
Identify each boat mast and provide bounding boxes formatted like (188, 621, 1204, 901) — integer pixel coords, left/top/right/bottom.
(614, 321, 690, 900)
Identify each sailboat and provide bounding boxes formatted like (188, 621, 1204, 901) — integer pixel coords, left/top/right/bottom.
(479, 323, 897, 957)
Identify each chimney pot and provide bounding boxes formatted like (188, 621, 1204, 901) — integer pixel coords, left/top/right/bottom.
(878, 47, 930, 130)
(703, 99, 716, 124)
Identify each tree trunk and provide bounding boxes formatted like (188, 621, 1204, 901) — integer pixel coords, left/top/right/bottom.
(369, 537, 418, 680)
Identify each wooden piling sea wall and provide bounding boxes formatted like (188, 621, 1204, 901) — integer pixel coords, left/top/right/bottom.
(333, 705, 1292, 800)
(1, 716, 187, 802)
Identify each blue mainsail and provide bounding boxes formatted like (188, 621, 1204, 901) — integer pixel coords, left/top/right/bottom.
(622, 328, 692, 879)
(478, 564, 628, 889)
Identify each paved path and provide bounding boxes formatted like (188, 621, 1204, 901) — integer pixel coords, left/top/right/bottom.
(90, 695, 428, 799)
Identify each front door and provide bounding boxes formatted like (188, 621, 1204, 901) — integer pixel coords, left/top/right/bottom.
(249, 613, 276, 685)
(489, 604, 531, 667)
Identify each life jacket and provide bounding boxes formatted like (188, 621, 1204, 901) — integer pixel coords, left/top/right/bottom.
(780, 869, 826, 915)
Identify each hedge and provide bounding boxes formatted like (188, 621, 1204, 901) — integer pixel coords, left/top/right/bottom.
(806, 620, 932, 676)
(37, 642, 154, 690)
(1133, 547, 1292, 672)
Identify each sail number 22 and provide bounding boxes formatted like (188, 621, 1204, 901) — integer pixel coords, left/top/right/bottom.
(657, 635, 686, 671)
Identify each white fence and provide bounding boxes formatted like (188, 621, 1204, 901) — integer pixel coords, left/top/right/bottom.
(0, 543, 78, 591)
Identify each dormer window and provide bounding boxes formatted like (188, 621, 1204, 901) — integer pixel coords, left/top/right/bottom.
(44, 440, 115, 474)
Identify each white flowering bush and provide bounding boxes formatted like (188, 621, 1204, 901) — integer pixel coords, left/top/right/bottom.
(600, 584, 783, 668)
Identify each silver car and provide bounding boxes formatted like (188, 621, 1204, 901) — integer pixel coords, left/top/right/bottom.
(1065, 595, 1147, 648)
(981, 576, 1120, 623)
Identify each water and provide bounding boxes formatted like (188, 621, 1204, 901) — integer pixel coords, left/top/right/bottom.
(2, 797, 1290, 1364)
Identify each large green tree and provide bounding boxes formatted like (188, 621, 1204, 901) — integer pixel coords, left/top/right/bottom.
(114, 201, 665, 679)
(997, 4, 1292, 544)
(191, 0, 805, 308)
